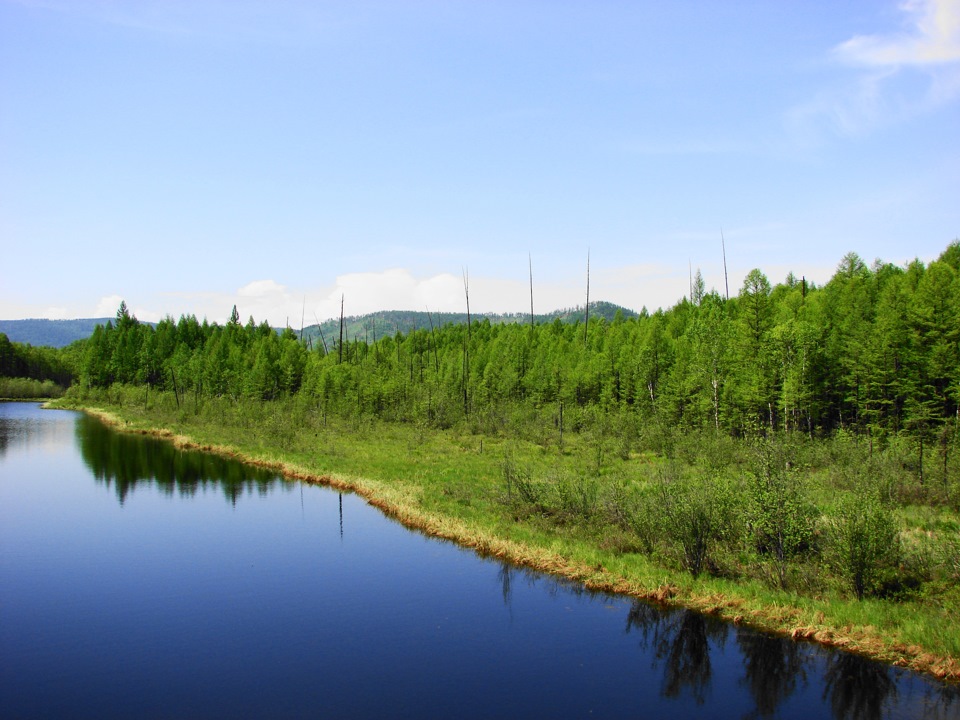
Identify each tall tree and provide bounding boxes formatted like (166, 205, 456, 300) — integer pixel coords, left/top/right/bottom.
(735, 269, 775, 429)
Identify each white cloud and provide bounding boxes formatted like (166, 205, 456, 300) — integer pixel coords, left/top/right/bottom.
(788, 0, 960, 143)
(835, 0, 960, 67)
(128, 282, 297, 327)
(42, 306, 70, 320)
(238, 279, 289, 299)
(224, 280, 295, 326)
(316, 268, 601, 320)
(94, 295, 125, 318)
(316, 264, 827, 320)
(317, 270, 470, 319)
(143, 272, 471, 328)
(0, 259, 847, 328)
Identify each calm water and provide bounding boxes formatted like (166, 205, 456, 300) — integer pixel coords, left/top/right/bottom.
(0, 403, 957, 719)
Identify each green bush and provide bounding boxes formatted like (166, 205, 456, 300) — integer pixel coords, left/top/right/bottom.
(0, 377, 65, 399)
(554, 472, 599, 520)
(829, 491, 901, 600)
(501, 450, 548, 511)
(657, 466, 736, 578)
(748, 439, 817, 588)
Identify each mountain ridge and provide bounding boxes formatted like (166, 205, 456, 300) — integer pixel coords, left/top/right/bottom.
(1, 301, 639, 348)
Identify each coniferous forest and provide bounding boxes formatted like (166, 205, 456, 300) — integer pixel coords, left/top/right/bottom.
(8, 242, 960, 676)
(77, 245, 958, 452)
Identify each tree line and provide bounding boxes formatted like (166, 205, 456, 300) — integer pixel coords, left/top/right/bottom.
(0, 332, 77, 396)
(76, 244, 958, 455)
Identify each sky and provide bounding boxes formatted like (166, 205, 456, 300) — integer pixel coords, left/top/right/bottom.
(1, 0, 958, 325)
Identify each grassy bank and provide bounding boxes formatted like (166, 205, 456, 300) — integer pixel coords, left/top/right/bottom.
(52, 387, 960, 682)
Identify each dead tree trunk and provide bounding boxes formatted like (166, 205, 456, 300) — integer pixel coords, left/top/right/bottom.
(529, 253, 535, 327)
(338, 294, 344, 364)
(462, 268, 471, 416)
(584, 250, 591, 346)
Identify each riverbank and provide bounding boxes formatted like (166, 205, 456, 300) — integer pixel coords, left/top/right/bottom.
(51, 393, 960, 682)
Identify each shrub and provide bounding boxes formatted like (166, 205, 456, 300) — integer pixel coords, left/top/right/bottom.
(555, 472, 599, 520)
(828, 492, 901, 600)
(748, 439, 817, 588)
(657, 466, 735, 578)
(0, 377, 65, 399)
(501, 450, 547, 510)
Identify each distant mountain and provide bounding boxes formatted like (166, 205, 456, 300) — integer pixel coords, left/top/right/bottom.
(0, 301, 639, 349)
(299, 301, 638, 349)
(0, 318, 113, 348)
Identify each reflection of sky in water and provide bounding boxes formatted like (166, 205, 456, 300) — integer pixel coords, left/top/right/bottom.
(1, 402, 958, 719)
(0, 402, 78, 457)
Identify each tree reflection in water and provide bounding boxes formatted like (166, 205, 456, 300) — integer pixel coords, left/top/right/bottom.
(737, 629, 807, 719)
(626, 601, 728, 705)
(76, 414, 282, 505)
(495, 560, 592, 613)
(916, 681, 960, 720)
(822, 652, 895, 720)
(498, 561, 513, 607)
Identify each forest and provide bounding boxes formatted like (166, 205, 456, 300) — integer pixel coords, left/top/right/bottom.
(74, 244, 958, 460)
(0, 331, 76, 398)
(6, 242, 960, 675)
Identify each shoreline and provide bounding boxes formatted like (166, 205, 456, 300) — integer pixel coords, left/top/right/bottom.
(63, 402, 960, 683)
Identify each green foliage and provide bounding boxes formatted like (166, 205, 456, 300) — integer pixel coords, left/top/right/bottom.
(0, 332, 76, 386)
(748, 438, 817, 587)
(500, 448, 548, 510)
(554, 472, 600, 520)
(72, 241, 959, 469)
(829, 490, 901, 600)
(0, 377, 65, 399)
(656, 465, 736, 578)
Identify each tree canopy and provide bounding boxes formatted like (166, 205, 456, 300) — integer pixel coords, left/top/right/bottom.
(68, 242, 959, 443)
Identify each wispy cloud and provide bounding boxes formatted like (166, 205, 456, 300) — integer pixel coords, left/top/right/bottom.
(835, 0, 960, 66)
(787, 0, 960, 143)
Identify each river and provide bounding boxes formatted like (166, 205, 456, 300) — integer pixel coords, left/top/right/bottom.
(1, 402, 956, 718)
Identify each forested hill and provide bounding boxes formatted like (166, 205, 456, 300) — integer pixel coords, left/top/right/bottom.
(71, 242, 959, 445)
(0, 302, 635, 349)
(301, 301, 637, 350)
(0, 318, 113, 348)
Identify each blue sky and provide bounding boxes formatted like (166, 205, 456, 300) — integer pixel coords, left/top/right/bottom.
(2, 0, 958, 325)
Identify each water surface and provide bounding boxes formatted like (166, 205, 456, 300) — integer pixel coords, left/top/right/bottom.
(1, 402, 956, 719)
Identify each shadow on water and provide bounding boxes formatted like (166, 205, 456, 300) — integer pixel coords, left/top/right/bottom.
(75, 414, 282, 506)
(823, 652, 896, 720)
(490, 551, 960, 718)
(626, 602, 727, 705)
(622, 598, 960, 719)
(738, 626, 807, 719)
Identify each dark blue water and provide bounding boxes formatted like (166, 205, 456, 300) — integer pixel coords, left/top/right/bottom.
(1, 402, 957, 719)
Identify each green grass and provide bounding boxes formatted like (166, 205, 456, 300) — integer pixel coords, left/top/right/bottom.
(53, 386, 960, 680)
